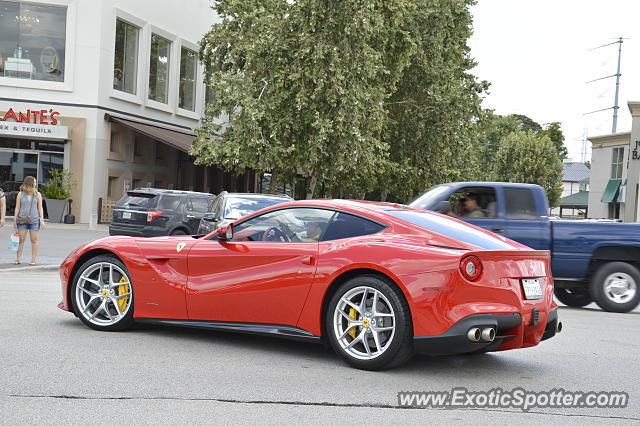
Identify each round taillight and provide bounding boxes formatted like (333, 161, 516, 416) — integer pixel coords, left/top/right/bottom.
(460, 256, 483, 281)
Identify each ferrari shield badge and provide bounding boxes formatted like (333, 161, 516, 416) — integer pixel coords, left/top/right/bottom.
(176, 242, 186, 253)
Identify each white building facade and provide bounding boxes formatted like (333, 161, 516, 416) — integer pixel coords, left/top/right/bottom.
(587, 101, 640, 222)
(0, 0, 254, 223)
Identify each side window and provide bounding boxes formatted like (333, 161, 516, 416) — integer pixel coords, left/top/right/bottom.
(446, 187, 497, 219)
(189, 197, 210, 213)
(504, 188, 537, 219)
(322, 212, 385, 241)
(157, 195, 181, 211)
(230, 208, 335, 243)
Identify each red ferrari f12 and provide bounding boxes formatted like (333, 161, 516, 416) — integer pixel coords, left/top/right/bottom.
(59, 200, 561, 370)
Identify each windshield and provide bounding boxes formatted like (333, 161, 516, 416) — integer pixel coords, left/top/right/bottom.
(225, 197, 290, 219)
(409, 185, 452, 209)
(388, 210, 516, 250)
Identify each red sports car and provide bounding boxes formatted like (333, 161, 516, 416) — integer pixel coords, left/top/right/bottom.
(58, 200, 561, 370)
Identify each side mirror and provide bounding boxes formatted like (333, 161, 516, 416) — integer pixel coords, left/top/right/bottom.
(217, 223, 234, 240)
(203, 213, 217, 222)
(434, 200, 451, 214)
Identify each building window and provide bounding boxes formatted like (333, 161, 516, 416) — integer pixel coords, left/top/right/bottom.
(608, 202, 621, 220)
(132, 178, 143, 189)
(107, 176, 118, 198)
(133, 136, 143, 157)
(113, 19, 139, 94)
(0, 1, 67, 82)
(179, 47, 197, 111)
(148, 33, 171, 103)
(110, 133, 118, 152)
(611, 147, 624, 179)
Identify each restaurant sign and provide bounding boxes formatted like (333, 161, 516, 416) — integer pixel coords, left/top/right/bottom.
(0, 108, 69, 139)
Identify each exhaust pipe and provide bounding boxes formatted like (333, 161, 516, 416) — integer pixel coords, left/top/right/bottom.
(467, 327, 481, 342)
(556, 321, 563, 333)
(481, 327, 495, 342)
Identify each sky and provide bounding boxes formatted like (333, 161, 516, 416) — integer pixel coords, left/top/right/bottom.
(469, 0, 640, 162)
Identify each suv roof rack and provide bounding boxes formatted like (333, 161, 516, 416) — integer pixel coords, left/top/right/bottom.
(129, 187, 214, 196)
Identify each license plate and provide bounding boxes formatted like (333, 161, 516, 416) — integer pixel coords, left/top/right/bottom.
(522, 278, 543, 300)
(122, 211, 132, 219)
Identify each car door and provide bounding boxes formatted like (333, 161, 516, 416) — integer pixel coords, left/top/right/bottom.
(186, 196, 211, 233)
(502, 187, 551, 250)
(186, 207, 335, 325)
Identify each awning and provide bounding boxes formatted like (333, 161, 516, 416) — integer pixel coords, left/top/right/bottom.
(560, 190, 588, 207)
(106, 114, 196, 152)
(600, 179, 621, 203)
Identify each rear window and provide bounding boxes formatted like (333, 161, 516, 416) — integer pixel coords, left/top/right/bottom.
(322, 212, 385, 241)
(504, 188, 537, 219)
(225, 197, 289, 219)
(117, 192, 156, 208)
(388, 210, 516, 250)
(189, 197, 211, 213)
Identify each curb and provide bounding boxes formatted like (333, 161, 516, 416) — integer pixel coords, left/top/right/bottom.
(0, 264, 60, 272)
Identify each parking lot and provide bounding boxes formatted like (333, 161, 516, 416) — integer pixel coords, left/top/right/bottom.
(1, 270, 638, 425)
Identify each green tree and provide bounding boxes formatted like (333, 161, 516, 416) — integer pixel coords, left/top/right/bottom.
(381, 0, 488, 202)
(493, 131, 564, 207)
(541, 121, 568, 160)
(191, 0, 415, 196)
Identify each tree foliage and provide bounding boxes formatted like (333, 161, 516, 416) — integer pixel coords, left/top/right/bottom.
(493, 131, 564, 207)
(381, 0, 488, 202)
(191, 0, 415, 196)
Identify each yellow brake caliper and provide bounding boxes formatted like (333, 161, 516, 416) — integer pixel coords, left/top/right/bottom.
(117, 276, 130, 312)
(348, 307, 359, 339)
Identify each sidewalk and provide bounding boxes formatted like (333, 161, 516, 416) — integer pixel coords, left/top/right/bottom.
(0, 218, 109, 270)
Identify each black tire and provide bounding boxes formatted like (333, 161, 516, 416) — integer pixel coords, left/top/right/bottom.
(171, 229, 188, 236)
(590, 262, 640, 313)
(554, 287, 592, 307)
(70, 254, 134, 331)
(325, 275, 414, 370)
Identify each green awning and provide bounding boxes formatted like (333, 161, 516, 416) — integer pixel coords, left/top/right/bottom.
(601, 179, 622, 203)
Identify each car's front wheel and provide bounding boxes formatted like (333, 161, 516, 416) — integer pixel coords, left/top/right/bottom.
(591, 262, 640, 313)
(325, 275, 413, 370)
(71, 254, 134, 331)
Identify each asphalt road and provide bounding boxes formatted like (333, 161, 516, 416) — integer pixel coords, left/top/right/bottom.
(1, 271, 639, 425)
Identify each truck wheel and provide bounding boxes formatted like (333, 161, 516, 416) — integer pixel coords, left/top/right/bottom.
(590, 262, 640, 313)
(554, 287, 592, 307)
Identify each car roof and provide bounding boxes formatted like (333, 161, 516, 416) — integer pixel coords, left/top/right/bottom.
(439, 181, 543, 189)
(221, 192, 293, 199)
(129, 188, 214, 197)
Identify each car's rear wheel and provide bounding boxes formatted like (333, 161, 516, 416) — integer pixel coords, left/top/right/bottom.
(591, 262, 640, 313)
(71, 255, 134, 331)
(326, 275, 413, 370)
(554, 287, 592, 307)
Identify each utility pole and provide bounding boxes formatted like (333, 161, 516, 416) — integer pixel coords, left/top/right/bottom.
(612, 37, 623, 133)
(585, 37, 626, 134)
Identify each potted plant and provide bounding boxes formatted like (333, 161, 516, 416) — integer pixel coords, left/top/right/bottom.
(41, 169, 73, 223)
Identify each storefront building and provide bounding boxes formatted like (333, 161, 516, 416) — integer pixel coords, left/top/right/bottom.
(587, 101, 640, 222)
(0, 0, 255, 223)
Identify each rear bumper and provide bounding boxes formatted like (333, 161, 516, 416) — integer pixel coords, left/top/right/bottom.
(413, 308, 559, 356)
(109, 223, 165, 237)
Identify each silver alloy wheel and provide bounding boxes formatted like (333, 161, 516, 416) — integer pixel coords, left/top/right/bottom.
(333, 286, 396, 360)
(603, 272, 637, 304)
(75, 262, 132, 326)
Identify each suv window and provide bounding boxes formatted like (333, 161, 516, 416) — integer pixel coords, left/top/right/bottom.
(189, 197, 211, 213)
(157, 195, 181, 211)
(322, 212, 385, 241)
(504, 188, 537, 219)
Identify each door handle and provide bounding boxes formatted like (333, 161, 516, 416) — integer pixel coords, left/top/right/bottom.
(301, 256, 315, 265)
(491, 227, 504, 233)
(186, 215, 196, 219)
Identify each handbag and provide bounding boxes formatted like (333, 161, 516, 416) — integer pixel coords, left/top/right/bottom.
(8, 233, 19, 251)
(16, 193, 35, 225)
